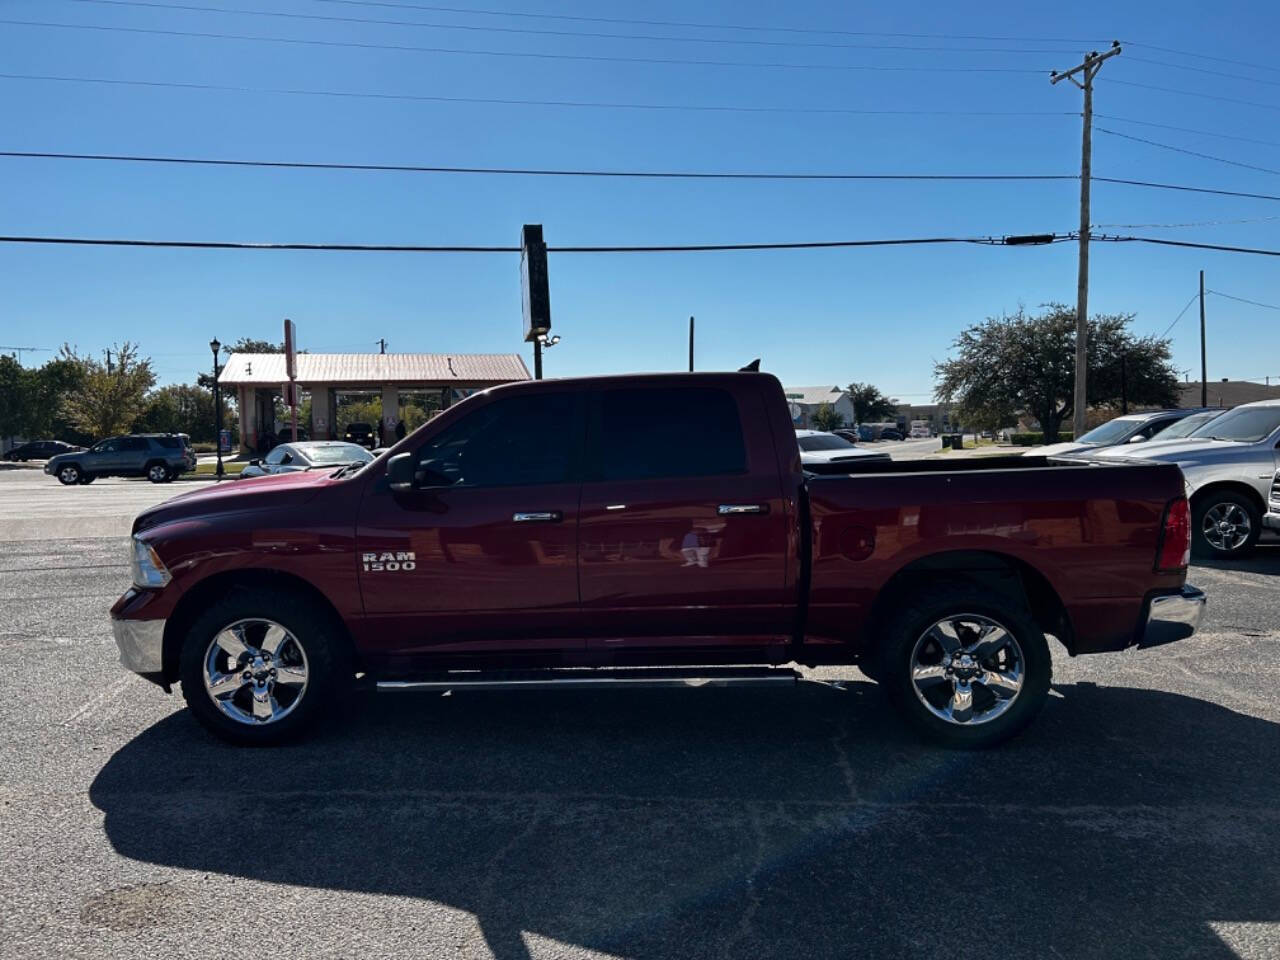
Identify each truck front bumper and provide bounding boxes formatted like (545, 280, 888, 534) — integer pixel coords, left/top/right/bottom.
(1138, 585, 1206, 649)
(112, 616, 166, 673)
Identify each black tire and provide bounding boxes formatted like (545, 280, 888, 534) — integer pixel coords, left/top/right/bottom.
(1192, 491, 1261, 560)
(877, 587, 1051, 749)
(56, 463, 82, 485)
(179, 587, 351, 746)
(145, 461, 171, 484)
(78, 474, 95, 485)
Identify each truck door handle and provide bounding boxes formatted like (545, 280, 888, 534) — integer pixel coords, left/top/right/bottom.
(718, 504, 768, 516)
(513, 511, 563, 523)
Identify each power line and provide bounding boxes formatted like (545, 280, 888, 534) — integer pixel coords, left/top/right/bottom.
(1094, 215, 1280, 228)
(0, 71, 1081, 118)
(1096, 128, 1280, 176)
(0, 234, 1022, 253)
(39, 0, 1084, 54)
(1126, 54, 1280, 88)
(0, 149, 1080, 182)
(9, 147, 1280, 207)
(1095, 235, 1280, 257)
(1105, 77, 1280, 113)
(304, 0, 1112, 44)
(0, 19, 1044, 75)
(1208, 290, 1280, 311)
(1095, 114, 1280, 150)
(1159, 293, 1200, 338)
(2, 18, 1047, 74)
(1093, 177, 1280, 203)
(1125, 41, 1280, 78)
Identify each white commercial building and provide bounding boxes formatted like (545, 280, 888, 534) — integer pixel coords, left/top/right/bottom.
(782, 386, 856, 428)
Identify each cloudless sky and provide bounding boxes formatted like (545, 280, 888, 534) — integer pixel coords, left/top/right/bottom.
(3, 0, 1279, 399)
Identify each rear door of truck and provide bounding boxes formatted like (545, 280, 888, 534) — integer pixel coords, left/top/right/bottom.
(577, 378, 792, 648)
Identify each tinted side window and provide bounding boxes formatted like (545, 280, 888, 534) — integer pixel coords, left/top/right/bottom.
(153, 436, 181, 449)
(121, 437, 149, 452)
(416, 392, 578, 487)
(595, 387, 747, 481)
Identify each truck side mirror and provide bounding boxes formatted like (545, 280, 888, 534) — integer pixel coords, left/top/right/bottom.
(248, 459, 260, 467)
(387, 452, 415, 492)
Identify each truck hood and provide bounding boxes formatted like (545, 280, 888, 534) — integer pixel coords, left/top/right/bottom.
(1029, 441, 1097, 458)
(800, 447, 886, 463)
(133, 468, 341, 534)
(1087, 438, 1236, 462)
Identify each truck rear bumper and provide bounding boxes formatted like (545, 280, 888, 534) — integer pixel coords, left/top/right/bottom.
(1138, 585, 1206, 649)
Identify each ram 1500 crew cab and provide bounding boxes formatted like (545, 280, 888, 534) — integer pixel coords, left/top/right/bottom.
(111, 372, 1204, 747)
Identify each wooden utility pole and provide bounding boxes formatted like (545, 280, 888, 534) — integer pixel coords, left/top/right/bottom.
(376, 338, 387, 354)
(688, 316, 695, 372)
(1199, 270, 1207, 407)
(1051, 41, 1121, 437)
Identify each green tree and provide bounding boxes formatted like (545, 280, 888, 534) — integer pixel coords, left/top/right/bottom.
(134, 383, 234, 442)
(934, 305, 1178, 444)
(809, 403, 846, 431)
(846, 382, 898, 423)
(0, 355, 86, 441)
(61, 342, 156, 439)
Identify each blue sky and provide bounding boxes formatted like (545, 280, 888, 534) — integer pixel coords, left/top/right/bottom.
(3, 0, 1279, 399)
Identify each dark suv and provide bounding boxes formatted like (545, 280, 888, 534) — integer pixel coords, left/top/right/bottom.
(343, 421, 376, 449)
(4, 440, 83, 462)
(44, 434, 197, 485)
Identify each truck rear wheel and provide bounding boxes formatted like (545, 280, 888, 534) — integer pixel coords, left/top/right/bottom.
(179, 588, 348, 746)
(878, 588, 1051, 748)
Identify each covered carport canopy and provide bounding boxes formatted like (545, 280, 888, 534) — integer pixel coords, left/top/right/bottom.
(218, 352, 531, 451)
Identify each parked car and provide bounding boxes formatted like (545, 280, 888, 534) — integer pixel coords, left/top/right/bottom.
(1027, 409, 1207, 458)
(1265, 468, 1280, 535)
(795, 429, 891, 467)
(831, 429, 860, 445)
(44, 433, 196, 485)
(111, 371, 1202, 748)
(343, 422, 376, 449)
(238, 441, 373, 479)
(879, 428, 905, 441)
(3, 439, 82, 461)
(1083, 399, 1280, 558)
(276, 426, 310, 443)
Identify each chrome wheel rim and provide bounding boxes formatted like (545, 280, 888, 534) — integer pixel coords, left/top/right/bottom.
(148, 464, 168, 482)
(910, 614, 1024, 726)
(1202, 502, 1251, 552)
(59, 466, 78, 483)
(202, 618, 309, 726)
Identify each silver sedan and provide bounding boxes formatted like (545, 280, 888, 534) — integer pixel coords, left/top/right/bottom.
(239, 441, 373, 479)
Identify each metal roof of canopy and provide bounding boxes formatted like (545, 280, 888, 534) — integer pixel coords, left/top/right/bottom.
(218, 352, 531, 387)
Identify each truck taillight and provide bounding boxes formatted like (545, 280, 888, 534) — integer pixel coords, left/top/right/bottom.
(1156, 497, 1191, 573)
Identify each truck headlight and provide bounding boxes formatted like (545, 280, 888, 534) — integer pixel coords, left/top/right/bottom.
(130, 537, 171, 588)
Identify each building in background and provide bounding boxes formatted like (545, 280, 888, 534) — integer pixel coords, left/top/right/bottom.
(1178, 380, 1280, 409)
(218, 352, 530, 453)
(782, 386, 856, 428)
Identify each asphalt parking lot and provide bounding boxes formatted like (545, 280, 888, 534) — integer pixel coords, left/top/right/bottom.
(2, 468, 1279, 959)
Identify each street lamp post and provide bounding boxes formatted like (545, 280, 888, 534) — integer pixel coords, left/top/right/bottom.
(209, 338, 224, 480)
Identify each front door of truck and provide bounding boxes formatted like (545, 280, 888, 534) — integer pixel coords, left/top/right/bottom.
(577, 383, 792, 648)
(355, 389, 586, 656)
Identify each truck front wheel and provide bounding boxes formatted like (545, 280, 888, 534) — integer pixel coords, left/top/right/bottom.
(179, 588, 349, 746)
(878, 588, 1051, 748)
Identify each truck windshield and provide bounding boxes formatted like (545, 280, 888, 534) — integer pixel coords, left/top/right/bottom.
(797, 434, 855, 452)
(1075, 418, 1142, 445)
(1188, 406, 1280, 443)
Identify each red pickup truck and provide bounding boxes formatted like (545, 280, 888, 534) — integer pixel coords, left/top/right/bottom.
(111, 372, 1204, 748)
